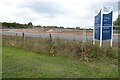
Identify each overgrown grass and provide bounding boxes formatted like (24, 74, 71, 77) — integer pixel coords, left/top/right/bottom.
(2, 35, 118, 62)
(2, 46, 118, 78)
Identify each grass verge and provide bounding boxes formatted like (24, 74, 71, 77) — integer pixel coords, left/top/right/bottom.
(2, 46, 118, 78)
(2, 35, 119, 62)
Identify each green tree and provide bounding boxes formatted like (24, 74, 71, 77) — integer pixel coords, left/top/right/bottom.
(1, 22, 30, 28)
(28, 22, 33, 27)
(113, 15, 120, 30)
(113, 15, 120, 26)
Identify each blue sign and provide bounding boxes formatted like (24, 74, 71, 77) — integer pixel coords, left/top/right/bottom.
(95, 27, 100, 40)
(102, 11, 112, 26)
(94, 8, 113, 41)
(102, 27, 112, 40)
(102, 11, 112, 40)
(94, 10, 101, 40)
(95, 10, 101, 27)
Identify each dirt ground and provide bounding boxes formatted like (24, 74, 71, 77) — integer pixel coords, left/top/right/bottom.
(13, 28, 119, 37)
(2, 28, 119, 37)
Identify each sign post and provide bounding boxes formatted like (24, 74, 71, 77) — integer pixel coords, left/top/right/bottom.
(82, 27, 86, 52)
(94, 6, 113, 47)
(111, 20, 113, 47)
(93, 27, 95, 45)
(100, 9, 103, 47)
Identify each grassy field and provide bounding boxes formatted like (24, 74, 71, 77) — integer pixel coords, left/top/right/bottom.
(2, 46, 118, 78)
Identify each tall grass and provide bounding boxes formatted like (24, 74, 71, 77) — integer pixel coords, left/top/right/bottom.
(2, 34, 118, 62)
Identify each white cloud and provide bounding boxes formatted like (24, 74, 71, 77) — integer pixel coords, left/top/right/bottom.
(0, 0, 119, 28)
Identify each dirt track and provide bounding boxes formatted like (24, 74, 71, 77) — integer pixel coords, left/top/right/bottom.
(13, 28, 119, 37)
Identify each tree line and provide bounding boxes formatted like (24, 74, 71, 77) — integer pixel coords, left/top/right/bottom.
(1, 15, 120, 30)
(1, 22, 33, 29)
(113, 15, 120, 30)
(1, 22, 65, 29)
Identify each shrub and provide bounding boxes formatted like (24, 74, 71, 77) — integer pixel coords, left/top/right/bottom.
(2, 35, 118, 61)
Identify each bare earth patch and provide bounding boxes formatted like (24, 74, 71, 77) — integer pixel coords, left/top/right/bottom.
(2, 28, 120, 37)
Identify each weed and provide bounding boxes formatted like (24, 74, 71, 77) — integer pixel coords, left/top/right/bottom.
(2, 35, 118, 62)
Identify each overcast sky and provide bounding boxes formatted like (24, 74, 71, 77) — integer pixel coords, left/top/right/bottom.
(0, 0, 119, 28)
